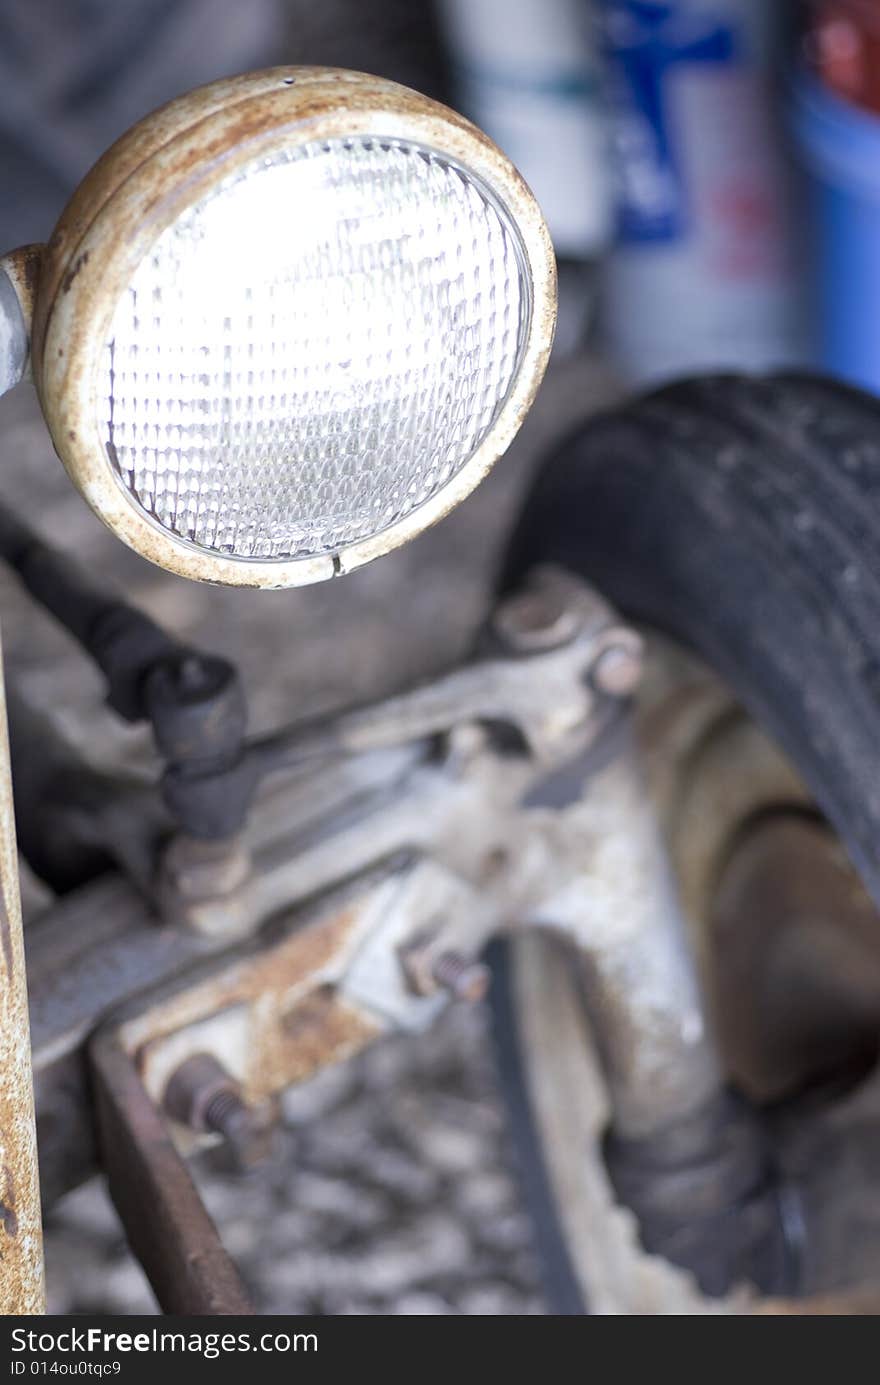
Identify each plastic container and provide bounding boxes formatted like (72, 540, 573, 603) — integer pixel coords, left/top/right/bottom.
(793, 72, 880, 394)
(598, 0, 808, 384)
(436, 0, 611, 260)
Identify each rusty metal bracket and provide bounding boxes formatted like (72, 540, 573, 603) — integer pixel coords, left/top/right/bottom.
(27, 570, 651, 1209)
(83, 868, 406, 1311)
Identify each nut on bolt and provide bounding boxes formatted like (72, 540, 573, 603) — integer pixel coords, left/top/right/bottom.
(163, 1053, 276, 1169)
(402, 939, 490, 1003)
(158, 832, 253, 937)
(161, 833, 251, 900)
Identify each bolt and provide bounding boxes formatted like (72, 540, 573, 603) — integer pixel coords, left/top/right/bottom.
(431, 950, 491, 1003)
(163, 1053, 275, 1169)
(202, 1087, 256, 1144)
(591, 637, 644, 698)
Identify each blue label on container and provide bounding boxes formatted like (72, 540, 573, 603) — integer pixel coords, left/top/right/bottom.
(601, 1, 740, 243)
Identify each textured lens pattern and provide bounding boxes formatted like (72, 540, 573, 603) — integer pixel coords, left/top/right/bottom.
(98, 136, 528, 561)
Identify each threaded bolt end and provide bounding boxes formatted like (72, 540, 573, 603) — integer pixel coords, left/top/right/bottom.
(432, 950, 490, 1002)
(202, 1086, 248, 1137)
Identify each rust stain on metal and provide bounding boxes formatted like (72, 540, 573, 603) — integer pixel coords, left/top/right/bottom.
(633, 639, 807, 985)
(135, 902, 363, 1047)
(89, 898, 382, 1310)
(0, 658, 44, 1313)
(123, 890, 385, 1116)
(60, 252, 89, 295)
(266, 984, 380, 1092)
(91, 1031, 253, 1315)
(0, 244, 44, 327)
(18, 246, 43, 307)
(710, 814, 880, 1103)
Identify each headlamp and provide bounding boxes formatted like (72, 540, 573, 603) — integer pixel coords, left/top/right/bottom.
(0, 68, 556, 587)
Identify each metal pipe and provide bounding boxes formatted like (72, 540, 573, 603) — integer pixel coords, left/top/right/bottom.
(0, 652, 44, 1312)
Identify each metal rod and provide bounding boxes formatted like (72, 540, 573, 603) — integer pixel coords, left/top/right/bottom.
(0, 652, 44, 1312)
(90, 1028, 253, 1316)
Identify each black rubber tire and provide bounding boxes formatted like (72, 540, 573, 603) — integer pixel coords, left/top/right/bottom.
(490, 371, 880, 1313)
(503, 371, 880, 905)
(486, 940, 586, 1315)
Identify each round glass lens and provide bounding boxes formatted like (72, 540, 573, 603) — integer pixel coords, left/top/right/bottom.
(98, 135, 530, 562)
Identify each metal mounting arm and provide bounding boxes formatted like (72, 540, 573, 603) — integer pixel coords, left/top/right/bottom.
(0, 246, 41, 396)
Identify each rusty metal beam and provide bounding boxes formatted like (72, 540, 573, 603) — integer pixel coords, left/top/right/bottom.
(90, 1028, 252, 1316)
(0, 657, 43, 1313)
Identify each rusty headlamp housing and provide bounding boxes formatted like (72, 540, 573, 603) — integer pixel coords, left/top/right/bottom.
(0, 67, 556, 588)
